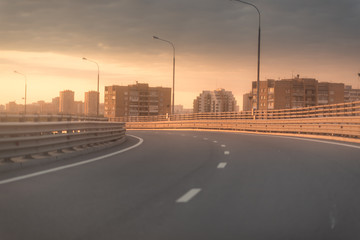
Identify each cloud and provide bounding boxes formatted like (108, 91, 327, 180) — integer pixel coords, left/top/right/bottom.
(0, 0, 359, 108)
(0, 0, 358, 60)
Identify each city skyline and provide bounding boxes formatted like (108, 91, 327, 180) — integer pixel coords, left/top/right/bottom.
(2, 77, 360, 114)
(0, 89, 105, 115)
(1, 0, 359, 108)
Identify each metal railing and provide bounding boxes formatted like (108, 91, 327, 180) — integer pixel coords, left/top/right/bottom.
(0, 113, 108, 122)
(111, 101, 360, 140)
(110, 101, 360, 122)
(125, 117, 360, 139)
(0, 121, 125, 161)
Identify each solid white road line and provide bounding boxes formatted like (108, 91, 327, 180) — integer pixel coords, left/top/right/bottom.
(0, 135, 144, 185)
(221, 144, 226, 148)
(238, 132, 360, 150)
(176, 188, 202, 203)
(224, 151, 230, 155)
(217, 162, 227, 169)
(277, 136, 360, 150)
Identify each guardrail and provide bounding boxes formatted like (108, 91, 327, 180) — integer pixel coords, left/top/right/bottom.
(0, 121, 126, 161)
(110, 101, 360, 122)
(0, 113, 108, 122)
(125, 117, 360, 139)
(109, 101, 360, 140)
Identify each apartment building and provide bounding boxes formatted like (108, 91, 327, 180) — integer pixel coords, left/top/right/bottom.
(52, 97, 59, 114)
(59, 90, 75, 114)
(317, 82, 344, 105)
(243, 76, 344, 111)
(104, 83, 171, 118)
(74, 101, 84, 115)
(193, 89, 237, 113)
(84, 91, 99, 116)
(243, 93, 253, 112)
(344, 85, 360, 102)
(6, 101, 22, 113)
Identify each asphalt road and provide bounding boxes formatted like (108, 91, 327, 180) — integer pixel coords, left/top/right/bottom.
(1, 130, 360, 240)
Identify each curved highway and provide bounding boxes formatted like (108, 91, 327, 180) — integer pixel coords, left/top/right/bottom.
(1, 130, 360, 239)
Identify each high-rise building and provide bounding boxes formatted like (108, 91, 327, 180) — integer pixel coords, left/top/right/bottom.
(84, 91, 99, 116)
(52, 97, 59, 114)
(317, 82, 344, 105)
(243, 93, 253, 111)
(274, 77, 318, 109)
(74, 101, 84, 115)
(244, 76, 345, 111)
(6, 101, 21, 113)
(193, 89, 237, 113)
(344, 85, 360, 102)
(104, 83, 171, 118)
(59, 90, 75, 114)
(35, 100, 54, 114)
(256, 77, 319, 110)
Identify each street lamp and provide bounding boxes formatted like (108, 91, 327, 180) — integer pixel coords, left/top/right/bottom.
(82, 57, 100, 116)
(153, 35, 176, 115)
(231, 0, 261, 111)
(14, 70, 27, 115)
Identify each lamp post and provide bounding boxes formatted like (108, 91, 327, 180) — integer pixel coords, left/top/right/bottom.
(153, 36, 176, 115)
(82, 57, 100, 116)
(231, 0, 261, 111)
(14, 70, 27, 115)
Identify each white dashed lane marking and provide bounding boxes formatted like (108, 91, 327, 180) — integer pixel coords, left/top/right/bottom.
(176, 188, 202, 203)
(213, 140, 218, 143)
(203, 138, 208, 140)
(217, 162, 227, 169)
(224, 151, 230, 155)
(221, 144, 226, 148)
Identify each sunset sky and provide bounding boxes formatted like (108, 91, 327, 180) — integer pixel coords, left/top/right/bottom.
(0, 0, 359, 109)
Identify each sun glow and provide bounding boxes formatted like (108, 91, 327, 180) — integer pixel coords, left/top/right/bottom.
(0, 50, 250, 109)
(0, 50, 173, 105)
